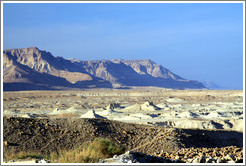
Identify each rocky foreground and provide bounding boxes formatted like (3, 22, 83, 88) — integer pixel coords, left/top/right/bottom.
(100, 147, 243, 163)
(3, 117, 243, 163)
(5, 147, 243, 164)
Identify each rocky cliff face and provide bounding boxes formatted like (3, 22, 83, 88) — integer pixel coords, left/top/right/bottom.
(72, 59, 204, 89)
(111, 59, 184, 80)
(3, 47, 93, 83)
(3, 51, 75, 91)
(3, 47, 205, 91)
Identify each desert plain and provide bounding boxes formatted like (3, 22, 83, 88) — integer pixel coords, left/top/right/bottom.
(2, 88, 244, 163)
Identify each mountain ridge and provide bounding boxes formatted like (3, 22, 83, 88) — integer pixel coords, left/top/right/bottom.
(3, 47, 206, 91)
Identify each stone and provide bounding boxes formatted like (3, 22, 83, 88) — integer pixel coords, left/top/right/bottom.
(192, 158, 200, 163)
(4, 141, 9, 146)
(205, 157, 213, 163)
(186, 158, 193, 163)
(192, 155, 206, 163)
(235, 158, 243, 163)
(217, 158, 226, 163)
(125, 151, 131, 155)
(8, 159, 37, 163)
(224, 154, 236, 161)
(175, 156, 180, 160)
(173, 159, 182, 163)
(234, 148, 242, 153)
(38, 159, 49, 163)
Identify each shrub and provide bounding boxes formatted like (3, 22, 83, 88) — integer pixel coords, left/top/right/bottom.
(4, 138, 125, 163)
(4, 151, 45, 161)
(51, 137, 125, 163)
(16, 152, 44, 160)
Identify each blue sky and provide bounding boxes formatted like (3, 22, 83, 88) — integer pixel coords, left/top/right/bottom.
(3, 3, 244, 89)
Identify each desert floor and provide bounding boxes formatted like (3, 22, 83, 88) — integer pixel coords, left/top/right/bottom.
(2, 89, 244, 163)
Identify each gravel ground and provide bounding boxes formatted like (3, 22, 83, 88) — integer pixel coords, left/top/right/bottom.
(3, 117, 243, 163)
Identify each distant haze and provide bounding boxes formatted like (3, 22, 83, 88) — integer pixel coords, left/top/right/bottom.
(3, 3, 243, 89)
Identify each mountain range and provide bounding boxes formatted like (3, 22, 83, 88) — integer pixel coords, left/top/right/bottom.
(3, 47, 206, 91)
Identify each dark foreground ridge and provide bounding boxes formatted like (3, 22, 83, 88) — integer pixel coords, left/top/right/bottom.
(3, 117, 243, 163)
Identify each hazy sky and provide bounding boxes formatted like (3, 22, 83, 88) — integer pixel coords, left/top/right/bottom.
(3, 3, 244, 89)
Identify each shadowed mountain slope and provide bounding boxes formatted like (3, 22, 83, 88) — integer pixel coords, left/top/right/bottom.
(72, 59, 205, 89)
(3, 47, 205, 91)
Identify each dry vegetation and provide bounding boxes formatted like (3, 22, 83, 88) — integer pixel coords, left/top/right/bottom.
(4, 138, 125, 163)
(4, 151, 45, 162)
(51, 138, 125, 163)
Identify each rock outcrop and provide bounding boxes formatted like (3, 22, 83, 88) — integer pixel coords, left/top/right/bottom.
(100, 147, 243, 163)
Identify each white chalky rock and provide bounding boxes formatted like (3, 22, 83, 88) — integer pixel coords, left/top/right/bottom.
(140, 101, 161, 111)
(80, 110, 106, 119)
